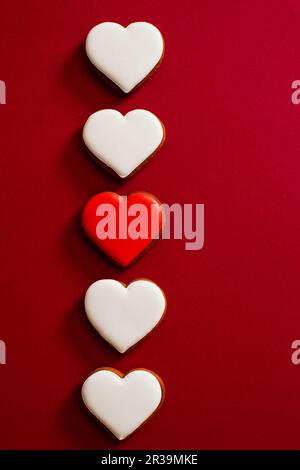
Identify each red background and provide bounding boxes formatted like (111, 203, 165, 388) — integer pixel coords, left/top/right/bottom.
(1, 0, 300, 450)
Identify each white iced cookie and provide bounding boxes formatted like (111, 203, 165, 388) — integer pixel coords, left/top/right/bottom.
(83, 109, 165, 179)
(85, 22, 164, 93)
(82, 368, 165, 440)
(84, 279, 166, 353)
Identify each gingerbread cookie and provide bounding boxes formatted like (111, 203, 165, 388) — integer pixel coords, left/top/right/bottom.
(82, 368, 165, 440)
(85, 22, 164, 93)
(85, 279, 167, 353)
(83, 109, 165, 179)
(82, 191, 164, 267)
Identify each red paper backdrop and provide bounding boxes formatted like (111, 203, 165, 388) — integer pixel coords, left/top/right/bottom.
(1, 0, 300, 450)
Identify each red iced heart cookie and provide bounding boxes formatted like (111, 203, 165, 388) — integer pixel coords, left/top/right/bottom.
(82, 192, 163, 267)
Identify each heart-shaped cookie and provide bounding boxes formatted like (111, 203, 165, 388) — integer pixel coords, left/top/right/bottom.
(82, 368, 165, 440)
(85, 22, 164, 93)
(83, 109, 165, 179)
(85, 279, 167, 353)
(82, 192, 164, 267)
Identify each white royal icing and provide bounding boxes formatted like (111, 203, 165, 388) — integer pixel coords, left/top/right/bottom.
(84, 279, 166, 353)
(85, 22, 164, 93)
(82, 369, 163, 440)
(83, 109, 164, 179)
